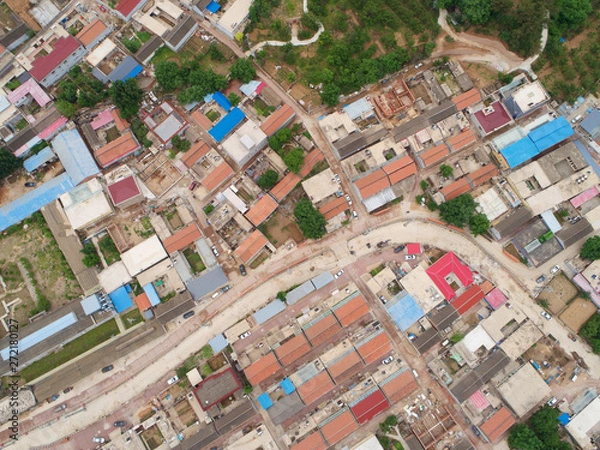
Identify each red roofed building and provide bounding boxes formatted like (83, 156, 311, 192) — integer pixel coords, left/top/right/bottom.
(191, 109, 213, 131)
(234, 230, 270, 264)
(303, 313, 341, 347)
(441, 178, 471, 201)
(426, 252, 474, 301)
(297, 371, 335, 405)
(245, 195, 278, 226)
(76, 18, 110, 49)
(134, 293, 152, 311)
(270, 172, 300, 202)
(107, 175, 143, 209)
(383, 155, 417, 185)
(320, 410, 359, 446)
(319, 197, 348, 221)
(447, 129, 477, 151)
(407, 243, 422, 254)
(115, 0, 149, 20)
(299, 149, 325, 178)
(467, 164, 498, 187)
(350, 388, 390, 424)
(162, 223, 202, 255)
(326, 350, 363, 383)
(485, 287, 508, 310)
(379, 368, 418, 403)
(29, 36, 86, 88)
(356, 331, 393, 364)
(244, 352, 281, 386)
(472, 101, 512, 136)
(419, 143, 450, 167)
(260, 104, 296, 136)
(332, 294, 370, 327)
(274, 334, 312, 366)
(480, 407, 515, 442)
(290, 431, 328, 450)
(95, 131, 141, 168)
(451, 285, 485, 315)
(201, 162, 234, 192)
(181, 141, 210, 168)
(355, 169, 390, 199)
(452, 88, 482, 111)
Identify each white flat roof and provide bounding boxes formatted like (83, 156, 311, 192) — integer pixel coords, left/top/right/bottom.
(154, 0, 183, 20)
(134, 11, 169, 37)
(512, 81, 548, 114)
(60, 179, 113, 230)
(98, 260, 132, 293)
(399, 264, 443, 313)
(462, 324, 495, 353)
(566, 397, 600, 450)
(475, 188, 508, 221)
(86, 38, 116, 66)
(217, 0, 253, 33)
(319, 111, 358, 143)
(497, 364, 551, 417)
(585, 204, 600, 230)
(301, 168, 338, 204)
(221, 119, 267, 166)
(121, 234, 168, 276)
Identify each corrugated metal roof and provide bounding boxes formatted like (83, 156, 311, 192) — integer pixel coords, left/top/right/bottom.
(24, 147, 55, 172)
(311, 271, 334, 290)
(287, 279, 316, 305)
(343, 98, 374, 120)
(385, 291, 424, 331)
(186, 266, 229, 300)
(253, 299, 286, 325)
(52, 129, 100, 184)
(209, 107, 245, 142)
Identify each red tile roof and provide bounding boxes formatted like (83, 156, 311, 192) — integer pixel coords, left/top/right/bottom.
(304, 314, 341, 347)
(467, 164, 498, 187)
(452, 88, 482, 111)
(332, 295, 370, 327)
(297, 370, 335, 405)
(181, 141, 210, 168)
(162, 223, 202, 254)
(319, 197, 348, 221)
(356, 331, 393, 365)
(407, 243, 422, 254)
(326, 350, 363, 383)
(116, 0, 143, 17)
(447, 129, 477, 151)
(420, 143, 450, 167)
(30, 36, 82, 81)
(290, 431, 328, 450)
(320, 410, 359, 446)
(107, 175, 141, 206)
(260, 104, 295, 136)
(426, 252, 474, 301)
(202, 162, 234, 191)
(473, 101, 512, 134)
(110, 109, 129, 132)
(451, 285, 485, 315)
(480, 280, 494, 294)
(191, 110, 214, 131)
(245, 352, 281, 386)
(245, 195, 278, 226)
(76, 19, 108, 47)
(275, 334, 312, 366)
(380, 369, 418, 403)
(480, 407, 515, 442)
(354, 169, 390, 199)
(350, 388, 390, 424)
(95, 131, 140, 167)
(270, 172, 300, 202)
(383, 155, 417, 184)
(234, 230, 269, 264)
(440, 178, 471, 201)
(299, 149, 325, 178)
(134, 293, 152, 311)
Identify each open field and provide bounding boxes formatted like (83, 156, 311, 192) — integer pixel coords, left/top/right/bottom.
(259, 212, 304, 247)
(538, 273, 579, 315)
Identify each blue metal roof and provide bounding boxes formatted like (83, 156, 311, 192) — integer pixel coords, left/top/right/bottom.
(23, 146, 55, 172)
(209, 334, 228, 353)
(529, 116, 573, 152)
(343, 97, 373, 121)
(206, 0, 221, 13)
(209, 107, 245, 142)
(81, 293, 102, 315)
(0, 173, 75, 232)
(281, 378, 295, 394)
(143, 283, 161, 307)
(51, 129, 99, 185)
(286, 280, 315, 305)
(581, 109, 600, 138)
(253, 299, 286, 325)
(558, 412, 570, 426)
(186, 266, 229, 300)
(108, 56, 143, 82)
(258, 392, 273, 409)
(109, 285, 133, 313)
(385, 292, 424, 332)
(500, 137, 539, 168)
(311, 271, 334, 290)
(574, 140, 600, 178)
(213, 91, 231, 111)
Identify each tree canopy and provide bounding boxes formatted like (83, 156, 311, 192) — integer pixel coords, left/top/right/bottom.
(508, 424, 544, 450)
(229, 58, 257, 83)
(580, 314, 600, 354)
(508, 407, 572, 450)
(0, 148, 22, 179)
(81, 242, 101, 268)
(155, 61, 184, 91)
(56, 100, 77, 119)
(109, 79, 143, 119)
(469, 213, 490, 236)
(580, 236, 600, 260)
(283, 147, 305, 173)
(439, 164, 453, 178)
(438, 194, 477, 228)
(294, 198, 326, 239)
(257, 169, 279, 190)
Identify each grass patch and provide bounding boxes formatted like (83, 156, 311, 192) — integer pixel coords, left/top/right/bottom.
(183, 248, 206, 274)
(0, 262, 24, 291)
(104, 126, 120, 143)
(15, 118, 28, 131)
(205, 109, 220, 122)
(136, 31, 152, 43)
(19, 319, 120, 382)
(98, 235, 120, 265)
(122, 308, 144, 329)
(370, 264, 385, 277)
(150, 46, 177, 64)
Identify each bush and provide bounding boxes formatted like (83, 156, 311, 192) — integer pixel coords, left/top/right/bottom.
(121, 37, 141, 53)
(257, 169, 279, 190)
(0, 148, 23, 179)
(81, 242, 101, 268)
(294, 198, 326, 239)
(172, 135, 191, 152)
(283, 147, 304, 173)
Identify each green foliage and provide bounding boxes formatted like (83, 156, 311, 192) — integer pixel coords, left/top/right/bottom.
(30, 140, 48, 155)
(201, 344, 214, 359)
(177, 67, 228, 104)
(81, 242, 101, 268)
(301, 13, 320, 32)
(121, 37, 141, 53)
(294, 198, 326, 239)
(56, 100, 77, 119)
(420, 180, 429, 191)
(321, 83, 341, 107)
(469, 213, 490, 236)
(276, 291, 287, 301)
(439, 164, 453, 178)
(131, 118, 152, 148)
(227, 92, 242, 106)
(268, 128, 293, 151)
(580, 314, 600, 354)
(581, 236, 600, 260)
(438, 194, 477, 228)
(257, 169, 279, 190)
(449, 332, 465, 343)
(461, 0, 491, 24)
(498, 71, 515, 85)
(283, 147, 304, 173)
(204, 204, 215, 215)
(244, 384, 253, 394)
(136, 31, 152, 43)
(508, 407, 572, 450)
(98, 235, 120, 265)
(508, 424, 544, 450)
(172, 135, 191, 152)
(229, 58, 257, 83)
(57, 81, 78, 103)
(109, 79, 143, 119)
(155, 61, 184, 91)
(0, 148, 23, 179)
(208, 43, 226, 61)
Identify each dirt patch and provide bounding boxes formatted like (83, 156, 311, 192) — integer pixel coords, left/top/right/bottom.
(0, 163, 64, 207)
(538, 273, 579, 315)
(462, 62, 499, 90)
(4, 0, 40, 31)
(141, 424, 164, 450)
(559, 298, 597, 333)
(174, 399, 198, 428)
(522, 337, 572, 384)
(260, 212, 304, 247)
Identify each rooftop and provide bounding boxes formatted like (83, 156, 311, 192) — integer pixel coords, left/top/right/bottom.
(181, 140, 210, 168)
(447, 128, 477, 151)
(245, 351, 281, 386)
(121, 234, 168, 277)
(245, 195, 278, 226)
(319, 409, 359, 446)
(59, 178, 113, 230)
(453, 89, 482, 111)
(303, 312, 341, 347)
(116, 0, 145, 17)
(382, 155, 417, 184)
(440, 178, 471, 201)
(51, 129, 100, 185)
(290, 431, 328, 450)
(497, 363, 551, 417)
(355, 169, 390, 199)
(270, 172, 300, 202)
(480, 407, 515, 443)
(297, 370, 335, 405)
(319, 197, 348, 221)
(419, 143, 450, 167)
(95, 131, 140, 168)
(350, 388, 390, 424)
(274, 333, 312, 366)
(450, 285, 485, 315)
(202, 162, 234, 191)
(234, 229, 269, 264)
(106, 175, 141, 207)
(379, 368, 418, 404)
(332, 293, 370, 327)
(355, 331, 393, 365)
(162, 223, 202, 254)
(426, 252, 474, 301)
(472, 102, 512, 135)
(76, 18, 108, 47)
(194, 367, 242, 410)
(30, 36, 81, 81)
(260, 103, 295, 136)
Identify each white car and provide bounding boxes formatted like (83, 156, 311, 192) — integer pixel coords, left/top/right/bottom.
(334, 270, 344, 278)
(345, 194, 352, 205)
(352, 210, 358, 220)
(405, 255, 416, 260)
(382, 356, 394, 365)
(92, 437, 106, 444)
(550, 265, 560, 274)
(547, 397, 558, 406)
(211, 245, 220, 257)
(167, 375, 179, 385)
(541, 311, 552, 320)
(239, 331, 252, 339)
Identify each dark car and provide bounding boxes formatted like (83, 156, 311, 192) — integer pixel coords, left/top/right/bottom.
(472, 425, 481, 437)
(114, 421, 127, 427)
(24, 181, 36, 187)
(63, 387, 73, 394)
(393, 245, 406, 253)
(101, 365, 114, 373)
(183, 310, 195, 319)
(239, 264, 247, 276)
(536, 274, 547, 283)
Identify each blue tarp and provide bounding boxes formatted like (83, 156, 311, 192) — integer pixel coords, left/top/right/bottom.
(206, 0, 221, 13)
(108, 56, 143, 82)
(253, 299, 286, 325)
(109, 286, 133, 313)
(0, 173, 75, 232)
(386, 292, 424, 332)
(143, 283, 161, 307)
(258, 393, 273, 409)
(558, 412, 570, 426)
(52, 129, 99, 184)
(209, 107, 245, 142)
(24, 147, 54, 172)
(500, 137, 539, 168)
(529, 116, 573, 152)
(281, 378, 295, 395)
(213, 91, 231, 111)
(123, 64, 143, 81)
(209, 334, 228, 353)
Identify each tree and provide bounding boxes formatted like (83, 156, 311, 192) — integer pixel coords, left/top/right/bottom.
(294, 198, 326, 239)
(227, 92, 241, 106)
(172, 135, 191, 152)
(109, 79, 143, 119)
(581, 236, 600, 260)
(420, 180, 429, 191)
(469, 213, 490, 236)
(320, 83, 341, 107)
(257, 169, 279, 190)
(439, 164, 453, 178)
(155, 61, 184, 91)
(57, 81, 77, 103)
(283, 147, 305, 173)
(528, 407, 564, 448)
(56, 100, 77, 119)
(438, 194, 477, 228)
(229, 58, 256, 83)
(0, 148, 22, 179)
(131, 118, 152, 148)
(81, 242, 101, 268)
(208, 43, 226, 62)
(462, 0, 492, 24)
(508, 424, 544, 450)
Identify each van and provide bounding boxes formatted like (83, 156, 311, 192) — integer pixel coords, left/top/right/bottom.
(571, 114, 582, 123)
(412, 369, 419, 378)
(570, 373, 578, 382)
(211, 291, 220, 299)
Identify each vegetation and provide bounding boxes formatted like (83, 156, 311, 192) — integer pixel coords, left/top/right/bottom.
(154, 61, 184, 92)
(508, 406, 571, 450)
(109, 79, 143, 119)
(449, 332, 465, 343)
(55, 66, 108, 115)
(257, 169, 279, 190)
(172, 135, 192, 152)
(203, 204, 215, 215)
(469, 213, 491, 236)
(229, 58, 257, 83)
(438, 194, 477, 228)
(227, 92, 242, 106)
(0, 148, 22, 179)
(208, 43, 226, 61)
(294, 198, 327, 240)
(268, 128, 293, 151)
(420, 180, 429, 191)
(121, 36, 142, 53)
(19, 257, 51, 317)
(379, 415, 398, 433)
(580, 313, 600, 354)
(439, 164, 453, 178)
(98, 235, 120, 265)
(80, 242, 101, 268)
(283, 147, 305, 173)
(131, 118, 153, 148)
(122, 308, 144, 329)
(580, 236, 600, 260)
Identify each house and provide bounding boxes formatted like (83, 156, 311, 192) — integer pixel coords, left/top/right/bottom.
(76, 18, 111, 50)
(87, 39, 143, 83)
(0, 23, 30, 52)
(163, 16, 199, 52)
(113, 0, 150, 21)
(95, 131, 141, 168)
(260, 104, 296, 136)
(106, 166, 144, 209)
(29, 36, 86, 88)
(136, 36, 163, 65)
(213, 0, 252, 39)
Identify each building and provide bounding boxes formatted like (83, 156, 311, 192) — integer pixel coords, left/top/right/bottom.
(581, 109, 600, 140)
(193, 367, 242, 410)
(244, 195, 278, 227)
(113, 0, 149, 21)
(87, 39, 143, 84)
(502, 80, 550, 119)
(260, 103, 295, 136)
(270, 172, 300, 202)
(163, 15, 199, 52)
(76, 18, 111, 50)
(471, 102, 512, 136)
(245, 352, 281, 386)
(213, 0, 252, 38)
(373, 80, 414, 118)
(496, 364, 551, 417)
(234, 229, 272, 264)
(426, 252, 474, 301)
(565, 396, 600, 450)
(220, 118, 268, 167)
(29, 36, 86, 88)
(106, 166, 144, 209)
(136, 36, 164, 65)
(52, 129, 100, 185)
(162, 224, 202, 255)
(59, 178, 113, 230)
(479, 407, 515, 443)
(121, 235, 168, 277)
(94, 131, 141, 168)
(0, 23, 30, 52)
(452, 88, 481, 111)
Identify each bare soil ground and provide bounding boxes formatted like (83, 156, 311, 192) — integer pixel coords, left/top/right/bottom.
(4, 0, 40, 31)
(538, 273, 579, 315)
(559, 298, 597, 333)
(174, 399, 198, 428)
(261, 212, 304, 248)
(522, 337, 573, 385)
(0, 163, 64, 207)
(0, 3, 18, 31)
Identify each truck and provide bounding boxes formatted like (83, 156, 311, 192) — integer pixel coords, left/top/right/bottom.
(530, 360, 541, 371)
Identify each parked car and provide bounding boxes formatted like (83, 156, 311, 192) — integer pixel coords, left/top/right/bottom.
(63, 387, 73, 394)
(24, 181, 37, 187)
(334, 174, 341, 184)
(183, 311, 195, 319)
(335, 190, 343, 198)
(114, 420, 127, 427)
(101, 365, 114, 373)
(98, 4, 106, 12)
(49, 394, 60, 402)
(471, 425, 481, 437)
(536, 274, 546, 283)
(393, 245, 405, 253)
(345, 194, 352, 205)
(405, 255, 416, 260)
(541, 311, 552, 320)
(382, 356, 394, 365)
(336, 399, 344, 407)
(189, 181, 199, 191)
(239, 331, 252, 339)
(372, 321, 380, 329)
(547, 397, 558, 407)
(334, 269, 344, 278)
(239, 264, 247, 276)
(379, 295, 387, 304)
(352, 210, 358, 220)
(92, 437, 106, 444)
(407, 333, 417, 342)
(211, 246, 220, 257)
(55, 404, 67, 412)
(221, 285, 231, 293)
(550, 265, 560, 274)
(167, 376, 179, 385)
(256, 427, 263, 436)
